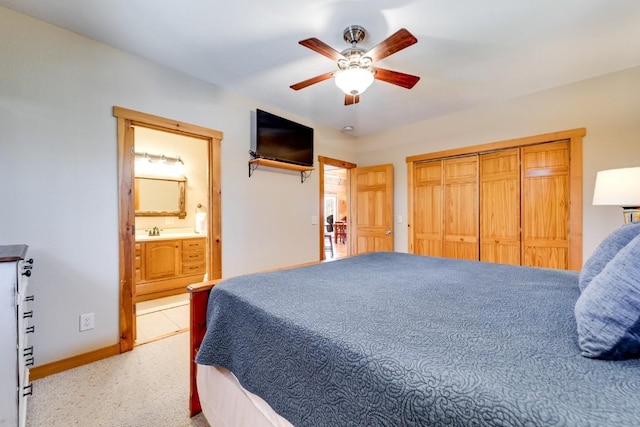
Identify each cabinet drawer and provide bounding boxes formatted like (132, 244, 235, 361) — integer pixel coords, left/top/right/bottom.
(182, 238, 205, 251)
(182, 262, 206, 275)
(182, 250, 205, 263)
(134, 243, 143, 281)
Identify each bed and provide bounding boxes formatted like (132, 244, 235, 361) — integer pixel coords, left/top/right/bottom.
(189, 235, 640, 426)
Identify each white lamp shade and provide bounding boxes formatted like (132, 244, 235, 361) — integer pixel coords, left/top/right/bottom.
(334, 68, 374, 96)
(592, 167, 640, 206)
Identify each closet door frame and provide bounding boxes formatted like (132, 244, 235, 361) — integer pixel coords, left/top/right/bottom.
(406, 127, 584, 271)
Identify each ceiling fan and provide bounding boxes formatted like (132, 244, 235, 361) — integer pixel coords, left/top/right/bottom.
(290, 25, 420, 106)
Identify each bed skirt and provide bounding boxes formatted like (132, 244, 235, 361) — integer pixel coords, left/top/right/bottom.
(196, 364, 293, 427)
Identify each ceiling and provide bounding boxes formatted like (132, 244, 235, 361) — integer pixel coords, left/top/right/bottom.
(3, 0, 640, 136)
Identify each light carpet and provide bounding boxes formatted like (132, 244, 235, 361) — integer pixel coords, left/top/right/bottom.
(26, 332, 210, 427)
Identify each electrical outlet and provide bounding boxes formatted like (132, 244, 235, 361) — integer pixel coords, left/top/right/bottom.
(79, 313, 94, 332)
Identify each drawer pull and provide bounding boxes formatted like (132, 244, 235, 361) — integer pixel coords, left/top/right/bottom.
(26, 325, 35, 334)
(25, 295, 35, 302)
(25, 357, 34, 367)
(23, 311, 33, 319)
(24, 346, 34, 357)
(23, 383, 33, 397)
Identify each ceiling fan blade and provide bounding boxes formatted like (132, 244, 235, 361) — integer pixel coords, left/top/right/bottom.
(344, 94, 360, 106)
(366, 28, 417, 62)
(299, 38, 345, 61)
(290, 72, 335, 91)
(373, 67, 420, 89)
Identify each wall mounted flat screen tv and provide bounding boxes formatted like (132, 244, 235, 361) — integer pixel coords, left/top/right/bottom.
(253, 109, 314, 167)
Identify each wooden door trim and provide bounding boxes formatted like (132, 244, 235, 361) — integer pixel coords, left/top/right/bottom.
(114, 106, 222, 353)
(406, 128, 584, 270)
(406, 128, 585, 163)
(318, 156, 357, 260)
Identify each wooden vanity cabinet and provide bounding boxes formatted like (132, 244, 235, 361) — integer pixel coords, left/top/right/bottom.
(135, 237, 206, 302)
(144, 240, 181, 281)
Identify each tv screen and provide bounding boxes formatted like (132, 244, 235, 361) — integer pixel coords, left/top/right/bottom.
(254, 109, 314, 167)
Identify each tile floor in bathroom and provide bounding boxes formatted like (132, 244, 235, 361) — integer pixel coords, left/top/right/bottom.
(136, 293, 190, 344)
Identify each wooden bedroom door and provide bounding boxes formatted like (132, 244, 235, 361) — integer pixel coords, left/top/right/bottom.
(350, 163, 394, 254)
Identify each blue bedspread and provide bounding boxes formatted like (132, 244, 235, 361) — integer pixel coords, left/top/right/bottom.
(196, 252, 640, 426)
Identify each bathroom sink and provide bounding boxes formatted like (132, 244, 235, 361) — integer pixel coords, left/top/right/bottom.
(135, 232, 204, 242)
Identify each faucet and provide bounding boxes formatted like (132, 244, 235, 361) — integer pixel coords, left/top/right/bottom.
(149, 226, 160, 236)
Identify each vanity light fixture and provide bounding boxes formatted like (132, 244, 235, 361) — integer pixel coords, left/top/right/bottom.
(134, 151, 185, 178)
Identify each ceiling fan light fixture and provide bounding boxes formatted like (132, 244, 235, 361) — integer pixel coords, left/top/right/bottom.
(334, 67, 375, 96)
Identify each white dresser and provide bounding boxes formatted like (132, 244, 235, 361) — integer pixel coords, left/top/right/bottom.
(0, 245, 34, 427)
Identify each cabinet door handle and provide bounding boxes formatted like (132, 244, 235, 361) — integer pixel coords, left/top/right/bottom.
(23, 311, 33, 319)
(26, 326, 35, 334)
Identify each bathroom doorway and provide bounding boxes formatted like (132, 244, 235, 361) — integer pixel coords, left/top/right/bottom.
(132, 127, 208, 344)
(114, 107, 222, 353)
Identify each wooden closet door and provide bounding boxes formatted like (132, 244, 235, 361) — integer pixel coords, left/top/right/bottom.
(480, 149, 521, 265)
(443, 156, 479, 260)
(521, 141, 570, 269)
(412, 160, 443, 256)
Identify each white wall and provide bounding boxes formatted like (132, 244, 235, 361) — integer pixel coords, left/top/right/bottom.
(355, 66, 640, 260)
(2, 5, 639, 367)
(0, 7, 357, 365)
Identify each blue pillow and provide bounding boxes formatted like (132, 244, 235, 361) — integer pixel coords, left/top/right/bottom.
(579, 221, 640, 292)
(575, 233, 640, 359)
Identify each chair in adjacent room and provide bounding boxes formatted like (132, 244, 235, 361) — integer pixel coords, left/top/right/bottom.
(324, 215, 334, 258)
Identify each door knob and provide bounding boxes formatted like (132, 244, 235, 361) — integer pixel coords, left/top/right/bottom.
(385, 230, 392, 236)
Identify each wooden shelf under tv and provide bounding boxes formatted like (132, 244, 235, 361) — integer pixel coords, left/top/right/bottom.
(248, 158, 314, 183)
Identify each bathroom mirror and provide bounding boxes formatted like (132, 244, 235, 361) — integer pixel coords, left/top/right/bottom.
(135, 177, 187, 218)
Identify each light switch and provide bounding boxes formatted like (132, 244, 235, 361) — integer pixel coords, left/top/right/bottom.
(397, 215, 403, 224)
(311, 215, 319, 225)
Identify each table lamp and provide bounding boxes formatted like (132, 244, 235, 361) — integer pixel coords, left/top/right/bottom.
(592, 167, 640, 224)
